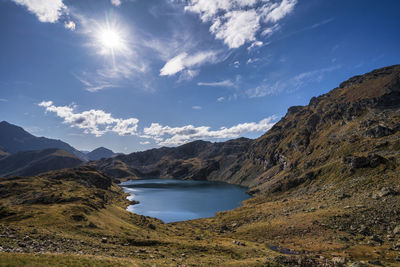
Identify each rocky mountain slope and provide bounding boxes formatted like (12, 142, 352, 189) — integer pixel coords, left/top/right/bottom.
(0, 148, 82, 177)
(0, 121, 88, 161)
(87, 147, 117, 161)
(90, 138, 251, 181)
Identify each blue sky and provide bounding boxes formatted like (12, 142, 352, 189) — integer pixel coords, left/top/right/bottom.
(0, 0, 399, 153)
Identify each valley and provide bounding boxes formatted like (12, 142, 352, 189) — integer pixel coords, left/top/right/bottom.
(0, 65, 399, 266)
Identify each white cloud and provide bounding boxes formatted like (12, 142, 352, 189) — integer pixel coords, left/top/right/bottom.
(192, 106, 202, 110)
(39, 100, 277, 147)
(0, 98, 8, 102)
(197, 80, 234, 87)
(184, 0, 297, 49)
(217, 97, 225, 102)
(143, 116, 277, 146)
(262, 0, 297, 23)
(110, 0, 122, 6)
(160, 51, 218, 76)
(247, 41, 263, 51)
(140, 141, 150, 145)
(64, 20, 76, 31)
(38, 101, 139, 137)
(12, 0, 67, 23)
(211, 9, 260, 49)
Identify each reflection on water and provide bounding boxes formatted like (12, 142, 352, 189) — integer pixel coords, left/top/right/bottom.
(120, 179, 250, 223)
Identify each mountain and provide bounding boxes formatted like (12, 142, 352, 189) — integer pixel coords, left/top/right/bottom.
(87, 147, 116, 161)
(91, 65, 400, 191)
(0, 121, 88, 161)
(0, 148, 9, 158)
(89, 138, 251, 180)
(0, 148, 82, 177)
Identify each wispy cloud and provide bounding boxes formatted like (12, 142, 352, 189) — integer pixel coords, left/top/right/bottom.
(0, 98, 8, 102)
(246, 65, 340, 98)
(192, 106, 202, 110)
(110, 0, 122, 6)
(197, 79, 234, 87)
(38, 101, 139, 137)
(64, 20, 76, 31)
(184, 0, 297, 49)
(160, 51, 219, 76)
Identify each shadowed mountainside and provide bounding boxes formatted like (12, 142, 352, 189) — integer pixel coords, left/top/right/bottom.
(0, 121, 88, 161)
(87, 147, 117, 161)
(0, 148, 82, 177)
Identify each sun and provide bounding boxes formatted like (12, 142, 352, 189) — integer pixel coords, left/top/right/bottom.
(99, 28, 123, 50)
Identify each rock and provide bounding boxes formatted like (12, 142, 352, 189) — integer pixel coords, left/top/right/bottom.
(373, 187, 396, 199)
(370, 235, 383, 244)
(393, 225, 400, 235)
(148, 224, 156, 230)
(396, 256, 400, 261)
(338, 193, 351, 200)
(368, 259, 383, 266)
(331, 256, 347, 264)
(365, 125, 394, 138)
(232, 240, 245, 246)
(348, 262, 370, 267)
(343, 154, 386, 169)
(101, 237, 108, 243)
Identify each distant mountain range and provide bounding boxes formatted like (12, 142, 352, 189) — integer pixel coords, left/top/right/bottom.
(86, 147, 117, 161)
(0, 121, 118, 177)
(0, 121, 87, 161)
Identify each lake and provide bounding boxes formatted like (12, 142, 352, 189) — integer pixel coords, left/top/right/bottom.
(120, 179, 250, 223)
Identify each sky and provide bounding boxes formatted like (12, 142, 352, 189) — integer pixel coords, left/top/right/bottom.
(0, 0, 399, 153)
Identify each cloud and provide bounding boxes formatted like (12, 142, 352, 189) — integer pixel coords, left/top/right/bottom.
(192, 106, 202, 110)
(39, 100, 277, 147)
(197, 80, 234, 87)
(160, 51, 218, 76)
(38, 101, 139, 137)
(110, 0, 122, 6)
(184, 0, 297, 49)
(217, 97, 225, 102)
(11, 0, 67, 23)
(143, 116, 277, 146)
(262, 0, 297, 23)
(0, 98, 8, 102)
(247, 41, 263, 51)
(64, 20, 76, 31)
(140, 141, 150, 145)
(246, 65, 340, 98)
(210, 9, 260, 49)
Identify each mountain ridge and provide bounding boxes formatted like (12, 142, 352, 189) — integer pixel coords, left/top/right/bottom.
(0, 121, 88, 161)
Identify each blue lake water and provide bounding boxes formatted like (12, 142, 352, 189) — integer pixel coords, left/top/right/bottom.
(120, 179, 250, 223)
